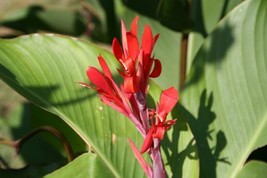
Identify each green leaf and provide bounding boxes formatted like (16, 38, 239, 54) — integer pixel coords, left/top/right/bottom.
(0, 34, 145, 177)
(162, 113, 199, 178)
(236, 161, 267, 178)
(181, 0, 267, 177)
(192, 0, 243, 35)
(45, 153, 112, 178)
(187, 0, 244, 73)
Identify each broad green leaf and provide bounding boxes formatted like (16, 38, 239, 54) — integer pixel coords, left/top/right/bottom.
(45, 153, 112, 178)
(221, 0, 244, 17)
(236, 161, 267, 178)
(187, 0, 244, 73)
(162, 113, 199, 178)
(192, 0, 243, 35)
(181, 0, 267, 178)
(192, 0, 224, 35)
(0, 34, 145, 177)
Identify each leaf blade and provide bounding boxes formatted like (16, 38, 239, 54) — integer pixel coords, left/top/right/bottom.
(0, 34, 145, 178)
(181, 0, 267, 177)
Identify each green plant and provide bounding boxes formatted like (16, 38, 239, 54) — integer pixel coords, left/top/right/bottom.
(0, 0, 266, 177)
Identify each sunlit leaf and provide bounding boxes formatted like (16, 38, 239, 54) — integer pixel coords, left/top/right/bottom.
(187, 0, 244, 73)
(45, 153, 112, 178)
(181, 0, 267, 177)
(236, 161, 267, 178)
(0, 34, 145, 177)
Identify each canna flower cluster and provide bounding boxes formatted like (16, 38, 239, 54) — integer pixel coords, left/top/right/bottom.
(81, 17, 179, 178)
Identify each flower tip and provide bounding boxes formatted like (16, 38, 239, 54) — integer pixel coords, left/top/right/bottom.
(163, 87, 179, 101)
(158, 87, 179, 116)
(78, 82, 90, 88)
(140, 129, 154, 154)
(140, 143, 150, 154)
(140, 147, 148, 154)
(131, 16, 139, 35)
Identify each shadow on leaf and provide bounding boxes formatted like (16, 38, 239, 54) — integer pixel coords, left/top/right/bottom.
(182, 90, 230, 177)
(162, 115, 197, 178)
(184, 21, 234, 90)
(166, 89, 230, 178)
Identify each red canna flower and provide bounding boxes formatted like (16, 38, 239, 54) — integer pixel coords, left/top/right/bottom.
(139, 25, 161, 94)
(112, 16, 162, 94)
(140, 87, 179, 153)
(82, 17, 178, 178)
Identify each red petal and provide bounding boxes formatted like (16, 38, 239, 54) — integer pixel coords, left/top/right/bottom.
(123, 76, 138, 93)
(100, 96, 129, 117)
(152, 126, 166, 140)
(165, 119, 177, 130)
(121, 19, 128, 54)
(124, 58, 136, 74)
(131, 16, 139, 36)
(140, 128, 154, 154)
(128, 139, 152, 178)
(158, 87, 179, 118)
(112, 38, 123, 60)
(98, 55, 112, 79)
(126, 32, 139, 60)
(149, 59, 162, 78)
(142, 25, 153, 55)
(87, 67, 112, 93)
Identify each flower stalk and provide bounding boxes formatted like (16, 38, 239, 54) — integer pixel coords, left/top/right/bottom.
(81, 17, 179, 178)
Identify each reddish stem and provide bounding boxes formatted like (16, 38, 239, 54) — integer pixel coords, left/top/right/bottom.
(134, 91, 166, 178)
(151, 139, 166, 178)
(0, 126, 74, 162)
(179, 33, 189, 90)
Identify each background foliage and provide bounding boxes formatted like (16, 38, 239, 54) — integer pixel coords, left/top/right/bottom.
(0, 0, 266, 177)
